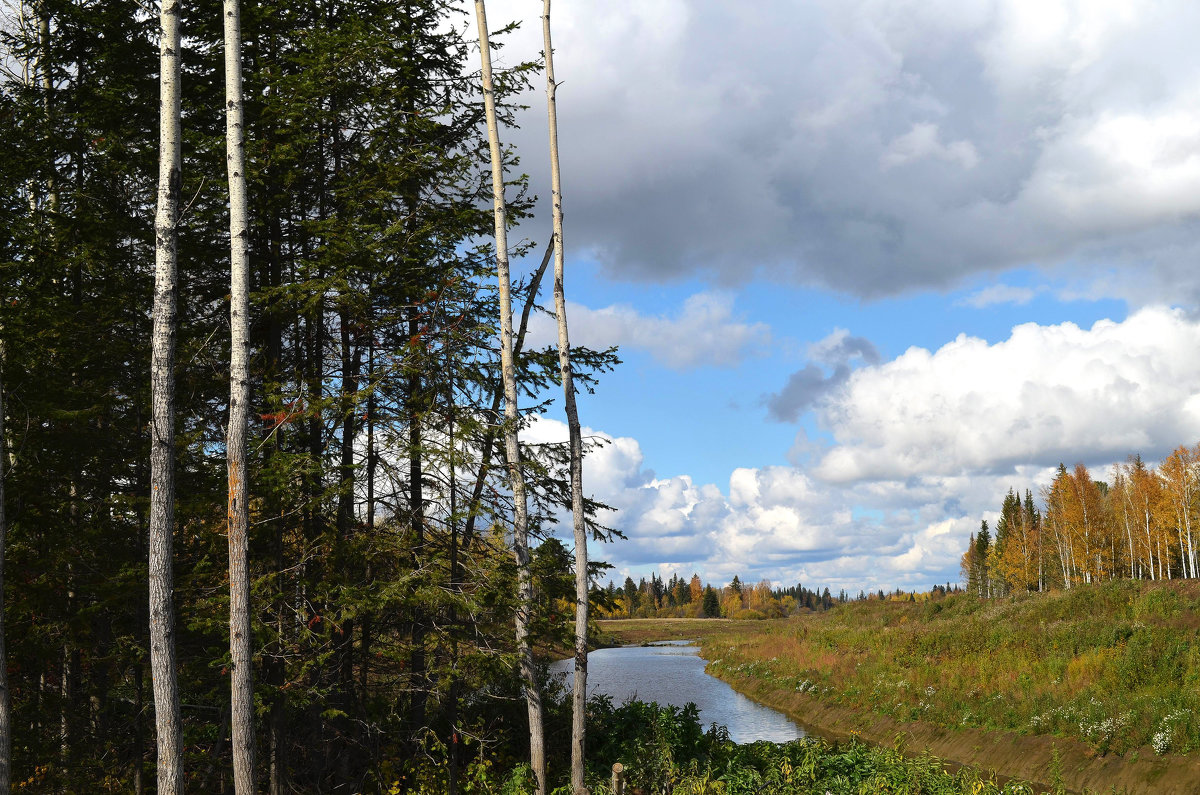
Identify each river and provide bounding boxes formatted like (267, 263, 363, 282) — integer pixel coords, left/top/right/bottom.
(549, 641, 804, 744)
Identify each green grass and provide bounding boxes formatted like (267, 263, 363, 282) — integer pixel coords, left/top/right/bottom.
(568, 698, 1043, 794)
(687, 579, 1200, 757)
(395, 687, 1053, 794)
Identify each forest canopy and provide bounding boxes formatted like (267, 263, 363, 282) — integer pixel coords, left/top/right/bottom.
(0, 0, 614, 790)
(963, 445, 1200, 597)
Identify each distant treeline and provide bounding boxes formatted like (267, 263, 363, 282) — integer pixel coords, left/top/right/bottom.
(597, 573, 962, 619)
(966, 444, 1200, 596)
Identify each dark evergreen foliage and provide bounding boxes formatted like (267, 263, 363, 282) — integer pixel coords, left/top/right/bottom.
(0, 0, 616, 789)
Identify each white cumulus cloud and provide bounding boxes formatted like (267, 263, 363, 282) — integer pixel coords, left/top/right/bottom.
(532, 417, 1010, 593)
(533, 308, 1200, 593)
(816, 306, 1200, 482)
(527, 291, 771, 370)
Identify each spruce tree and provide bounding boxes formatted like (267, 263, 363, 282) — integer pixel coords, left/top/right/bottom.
(0, 0, 614, 788)
(975, 520, 992, 597)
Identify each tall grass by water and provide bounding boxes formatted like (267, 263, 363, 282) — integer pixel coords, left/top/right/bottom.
(697, 579, 1200, 757)
(395, 688, 1049, 793)
(494, 698, 1043, 794)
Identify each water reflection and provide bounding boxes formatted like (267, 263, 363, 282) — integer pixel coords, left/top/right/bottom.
(550, 641, 803, 744)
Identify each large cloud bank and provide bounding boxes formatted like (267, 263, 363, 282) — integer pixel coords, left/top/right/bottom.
(486, 0, 1200, 302)
(548, 307, 1200, 590)
(816, 307, 1200, 482)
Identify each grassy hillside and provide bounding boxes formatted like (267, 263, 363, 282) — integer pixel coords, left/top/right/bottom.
(690, 579, 1200, 758)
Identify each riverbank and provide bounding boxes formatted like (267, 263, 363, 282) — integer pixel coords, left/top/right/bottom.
(601, 582, 1200, 795)
(561, 693, 1051, 794)
(708, 664, 1200, 794)
(596, 617, 734, 646)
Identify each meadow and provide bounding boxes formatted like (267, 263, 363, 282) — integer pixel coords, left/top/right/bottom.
(602, 579, 1200, 793)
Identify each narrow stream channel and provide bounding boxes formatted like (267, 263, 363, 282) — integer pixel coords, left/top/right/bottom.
(549, 640, 804, 744)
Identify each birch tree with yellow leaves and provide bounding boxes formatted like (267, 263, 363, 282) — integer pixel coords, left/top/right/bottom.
(995, 488, 1041, 592)
(984, 449, 1200, 595)
(1159, 445, 1199, 579)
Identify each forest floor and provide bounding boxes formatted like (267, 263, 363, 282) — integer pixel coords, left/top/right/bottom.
(600, 582, 1200, 794)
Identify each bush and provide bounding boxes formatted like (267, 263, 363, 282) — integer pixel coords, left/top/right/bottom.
(731, 608, 766, 621)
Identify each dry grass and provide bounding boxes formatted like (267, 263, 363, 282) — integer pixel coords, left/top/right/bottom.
(616, 580, 1200, 759)
(598, 617, 733, 646)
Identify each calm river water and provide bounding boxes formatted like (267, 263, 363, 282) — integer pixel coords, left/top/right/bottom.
(549, 641, 804, 744)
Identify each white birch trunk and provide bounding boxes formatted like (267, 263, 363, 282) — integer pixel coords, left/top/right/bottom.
(473, 3, 546, 791)
(37, 1, 58, 215)
(1178, 525, 1187, 578)
(1184, 468, 1196, 578)
(1125, 513, 1135, 579)
(1051, 516, 1071, 589)
(223, 0, 256, 789)
(1144, 508, 1156, 580)
(1038, 526, 1043, 592)
(1121, 493, 1135, 579)
(1077, 485, 1091, 583)
(0, 345, 11, 793)
(18, 1, 36, 215)
(541, 3, 588, 791)
(150, 0, 184, 789)
(1178, 524, 1189, 579)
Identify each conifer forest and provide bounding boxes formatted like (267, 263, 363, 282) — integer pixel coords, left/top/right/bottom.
(14, 1, 1200, 793)
(0, 0, 613, 790)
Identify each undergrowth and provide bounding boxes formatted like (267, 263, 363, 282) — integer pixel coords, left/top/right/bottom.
(398, 693, 1053, 794)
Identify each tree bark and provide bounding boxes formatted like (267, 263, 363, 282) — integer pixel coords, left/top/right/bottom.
(446, 358, 461, 795)
(223, 0, 257, 789)
(263, 93, 287, 795)
(407, 311, 427, 734)
(0, 345, 11, 793)
(540, 4, 589, 792)
(460, 243, 550, 553)
(359, 333, 375, 733)
(37, 0, 58, 216)
(134, 663, 145, 795)
(149, 0, 184, 788)
(472, 3, 546, 791)
(224, 0, 256, 787)
(335, 304, 361, 779)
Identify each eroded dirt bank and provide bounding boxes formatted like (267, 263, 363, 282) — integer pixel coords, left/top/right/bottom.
(712, 668, 1200, 794)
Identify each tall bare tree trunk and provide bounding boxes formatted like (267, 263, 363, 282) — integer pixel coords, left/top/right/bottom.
(59, 637, 72, 769)
(223, 0, 256, 790)
(150, 0, 184, 789)
(36, 0, 58, 216)
(472, 3, 546, 791)
(541, 4, 589, 792)
(1184, 459, 1197, 579)
(1143, 507, 1155, 581)
(407, 311, 428, 734)
(0, 346, 11, 793)
(134, 664, 145, 794)
(445, 359, 462, 795)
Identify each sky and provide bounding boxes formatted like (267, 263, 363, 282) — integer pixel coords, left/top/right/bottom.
(475, 0, 1200, 595)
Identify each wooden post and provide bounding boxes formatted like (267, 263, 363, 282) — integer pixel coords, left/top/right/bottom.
(611, 762, 624, 795)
